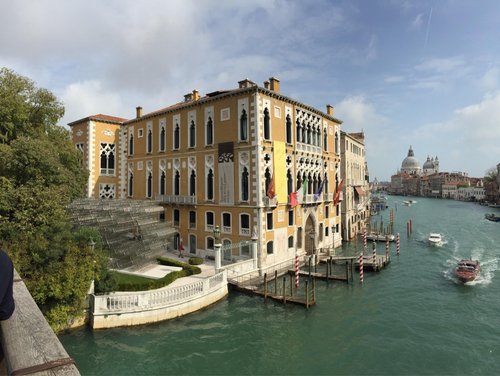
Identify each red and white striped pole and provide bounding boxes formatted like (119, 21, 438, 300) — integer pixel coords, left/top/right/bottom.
(359, 254, 364, 283)
(372, 241, 377, 265)
(385, 236, 389, 261)
(295, 254, 299, 288)
(396, 233, 400, 256)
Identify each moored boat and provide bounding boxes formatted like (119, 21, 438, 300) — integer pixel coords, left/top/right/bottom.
(365, 233, 395, 242)
(455, 259, 480, 283)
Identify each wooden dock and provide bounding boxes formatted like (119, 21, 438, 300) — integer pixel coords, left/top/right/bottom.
(354, 254, 390, 272)
(228, 270, 316, 308)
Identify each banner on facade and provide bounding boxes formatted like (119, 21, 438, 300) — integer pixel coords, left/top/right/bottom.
(273, 141, 287, 204)
(218, 142, 234, 204)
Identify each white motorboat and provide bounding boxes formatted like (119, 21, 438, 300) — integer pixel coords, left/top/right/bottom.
(428, 233, 442, 246)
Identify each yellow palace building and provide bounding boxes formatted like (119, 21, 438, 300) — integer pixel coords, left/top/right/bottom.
(69, 77, 343, 268)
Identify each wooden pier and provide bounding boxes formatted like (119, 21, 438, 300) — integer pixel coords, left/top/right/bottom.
(354, 254, 390, 272)
(228, 270, 316, 308)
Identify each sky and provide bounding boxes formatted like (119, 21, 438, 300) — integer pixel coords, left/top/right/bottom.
(1, 0, 499, 181)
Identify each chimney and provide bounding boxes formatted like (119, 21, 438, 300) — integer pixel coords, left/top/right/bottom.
(184, 93, 193, 102)
(269, 77, 280, 93)
(238, 78, 255, 88)
(264, 80, 270, 89)
(192, 89, 200, 101)
(326, 104, 334, 116)
(136, 106, 143, 118)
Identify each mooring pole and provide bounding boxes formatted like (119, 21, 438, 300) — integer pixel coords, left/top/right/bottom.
(345, 261, 349, 284)
(312, 277, 316, 303)
(264, 273, 268, 300)
(305, 280, 309, 309)
(308, 256, 312, 279)
(282, 277, 286, 304)
(290, 273, 293, 297)
(274, 270, 278, 295)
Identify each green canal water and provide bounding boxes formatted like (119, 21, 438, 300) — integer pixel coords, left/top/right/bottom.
(60, 196, 500, 375)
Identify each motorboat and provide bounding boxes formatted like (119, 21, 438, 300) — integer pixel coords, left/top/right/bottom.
(365, 233, 395, 242)
(428, 233, 443, 246)
(455, 259, 480, 283)
(402, 200, 416, 206)
(485, 213, 500, 222)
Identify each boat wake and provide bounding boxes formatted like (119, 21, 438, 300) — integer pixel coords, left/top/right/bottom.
(444, 247, 498, 285)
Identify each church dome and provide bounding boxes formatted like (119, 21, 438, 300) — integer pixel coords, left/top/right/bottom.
(423, 156, 435, 170)
(401, 146, 420, 172)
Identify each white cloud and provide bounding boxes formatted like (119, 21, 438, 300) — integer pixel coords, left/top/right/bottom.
(59, 80, 124, 126)
(479, 67, 499, 91)
(412, 13, 424, 28)
(414, 57, 466, 73)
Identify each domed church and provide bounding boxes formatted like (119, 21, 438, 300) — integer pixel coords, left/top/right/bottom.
(401, 146, 421, 175)
(423, 155, 439, 175)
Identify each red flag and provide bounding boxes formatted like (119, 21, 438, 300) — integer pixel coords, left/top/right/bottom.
(333, 178, 344, 206)
(267, 174, 276, 198)
(290, 191, 298, 208)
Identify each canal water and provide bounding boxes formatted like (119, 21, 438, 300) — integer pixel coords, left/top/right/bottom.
(60, 196, 500, 375)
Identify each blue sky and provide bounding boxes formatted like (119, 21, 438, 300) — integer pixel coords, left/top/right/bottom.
(1, 0, 499, 180)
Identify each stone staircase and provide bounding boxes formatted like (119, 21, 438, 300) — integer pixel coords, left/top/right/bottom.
(67, 199, 176, 270)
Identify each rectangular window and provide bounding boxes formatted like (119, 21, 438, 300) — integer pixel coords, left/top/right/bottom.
(267, 212, 273, 230)
(189, 211, 196, 229)
(173, 209, 180, 227)
(207, 237, 214, 250)
(240, 214, 250, 236)
(221, 108, 230, 121)
(288, 210, 294, 226)
(222, 212, 231, 233)
(240, 243, 251, 256)
(206, 212, 214, 231)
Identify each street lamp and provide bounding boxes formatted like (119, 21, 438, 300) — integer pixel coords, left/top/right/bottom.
(213, 225, 221, 244)
(88, 237, 96, 294)
(213, 225, 222, 272)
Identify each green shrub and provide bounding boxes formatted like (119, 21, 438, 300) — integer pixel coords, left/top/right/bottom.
(188, 256, 204, 265)
(104, 257, 202, 292)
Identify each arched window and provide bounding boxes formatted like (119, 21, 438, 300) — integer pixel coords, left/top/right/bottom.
(296, 172, 302, 192)
(240, 109, 248, 141)
(307, 173, 312, 194)
(189, 120, 196, 148)
(147, 172, 152, 198)
(174, 171, 180, 195)
(335, 132, 339, 154)
(241, 167, 249, 201)
(266, 241, 274, 255)
(190, 170, 196, 196)
(100, 143, 115, 175)
(160, 126, 166, 151)
(288, 236, 294, 248)
(129, 134, 134, 155)
(296, 119, 301, 143)
(263, 108, 270, 140)
(174, 123, 180, 149)
(160, 171, 166, 195)
(265, 168, 271, 194)
(286, 114, 292, 144)
(147, 129, 152, 153)
(287, 169, 293, 195)
(306, 124, 311, 144)
(323, 129, 328, 151)
(128, 172, 133, 197)
(206, 117, 213, 145)
(207, 169, 214, 200)
(301, 121, 306, 142)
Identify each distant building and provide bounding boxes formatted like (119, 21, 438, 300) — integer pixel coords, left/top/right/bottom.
(340, 131, 370, 241)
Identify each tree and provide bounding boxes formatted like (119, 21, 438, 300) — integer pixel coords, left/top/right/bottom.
(484, 166, 498, 183)
(0, 67, 94, 332)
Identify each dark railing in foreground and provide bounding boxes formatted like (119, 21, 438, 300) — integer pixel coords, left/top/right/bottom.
(0, 270, 80, 376)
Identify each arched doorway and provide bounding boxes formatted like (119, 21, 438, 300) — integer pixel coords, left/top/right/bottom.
(304, 215, 316, 255)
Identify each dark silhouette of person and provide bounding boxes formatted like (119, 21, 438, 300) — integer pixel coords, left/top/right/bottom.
(0, 249, 15, 320)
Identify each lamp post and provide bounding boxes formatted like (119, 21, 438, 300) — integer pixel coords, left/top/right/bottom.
(88, 238, 96, 294)
(213, 225, 221, 272)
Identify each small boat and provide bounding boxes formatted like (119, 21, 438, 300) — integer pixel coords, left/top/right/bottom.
(455, 259, 480, 283)
(485, 213, 500, 222)
(402, 200, 416, 206)
(365, 233, 395, 242)
(428, 233, 442, 246)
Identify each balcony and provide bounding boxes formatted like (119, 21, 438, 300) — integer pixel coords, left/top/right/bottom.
(296, 143, 322, 155)
(264, 196, 278, 207)
(156, 194, 197, 205)
(323, 192, 334, 202)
